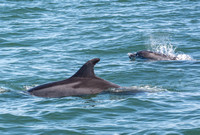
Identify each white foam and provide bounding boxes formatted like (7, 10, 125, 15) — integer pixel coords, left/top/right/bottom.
(127, 53, 133, 56)
(176, 54, 193, 60)
(24, 85, 34, 90)
(109, 85, 167, 93)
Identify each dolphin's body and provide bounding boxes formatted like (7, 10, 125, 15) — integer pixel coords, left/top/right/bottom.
(28, 58, 120, 98)
(128, 50, 177, 61)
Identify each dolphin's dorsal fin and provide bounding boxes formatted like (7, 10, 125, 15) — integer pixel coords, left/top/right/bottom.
(71, 58, 100, 78)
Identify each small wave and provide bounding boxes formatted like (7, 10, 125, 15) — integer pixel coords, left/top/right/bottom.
(24, 85, 33, 91)
(0, 87, 10, 93)
(23, 85, 39, 91)
(108, 85, 167, 94)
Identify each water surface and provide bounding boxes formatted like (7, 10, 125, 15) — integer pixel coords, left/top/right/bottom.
(0, 0, 200, 134)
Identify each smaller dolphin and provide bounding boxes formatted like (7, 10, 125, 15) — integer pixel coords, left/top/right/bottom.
(28, 58, 120, 98)
(128, 50, 177, 61)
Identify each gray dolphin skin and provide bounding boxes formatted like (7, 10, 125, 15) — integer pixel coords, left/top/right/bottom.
(128, 50, 177, 61)
(28, 58, 120, 98)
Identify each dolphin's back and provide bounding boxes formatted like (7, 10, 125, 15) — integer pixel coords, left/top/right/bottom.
(29, 77, 119, 98)
(28, 58, 120, 98)
(130, 50, 176, 60)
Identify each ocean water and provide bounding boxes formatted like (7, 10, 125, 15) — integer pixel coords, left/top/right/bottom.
(0, 0, 200, 134)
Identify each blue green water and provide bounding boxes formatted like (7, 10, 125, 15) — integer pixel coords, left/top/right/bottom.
(1, 0, 200, 134)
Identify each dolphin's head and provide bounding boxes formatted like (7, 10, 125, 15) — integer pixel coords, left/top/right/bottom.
(128, 53, 136, 60)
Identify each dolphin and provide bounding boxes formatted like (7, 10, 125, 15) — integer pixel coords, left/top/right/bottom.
(128, 50, 177, 61)
(28, 58, 120, 98)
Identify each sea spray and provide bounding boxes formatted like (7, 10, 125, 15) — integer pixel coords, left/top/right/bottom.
(148, 35, 176, 57)
(148, 35, 193, 60)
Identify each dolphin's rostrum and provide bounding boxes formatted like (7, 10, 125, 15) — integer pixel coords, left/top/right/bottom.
(28, 58, 120, 98)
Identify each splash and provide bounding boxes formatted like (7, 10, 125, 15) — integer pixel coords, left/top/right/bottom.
(148, 35, 193, 60)
(149, 36, 176, 57)
(176, 53, 193, 60)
